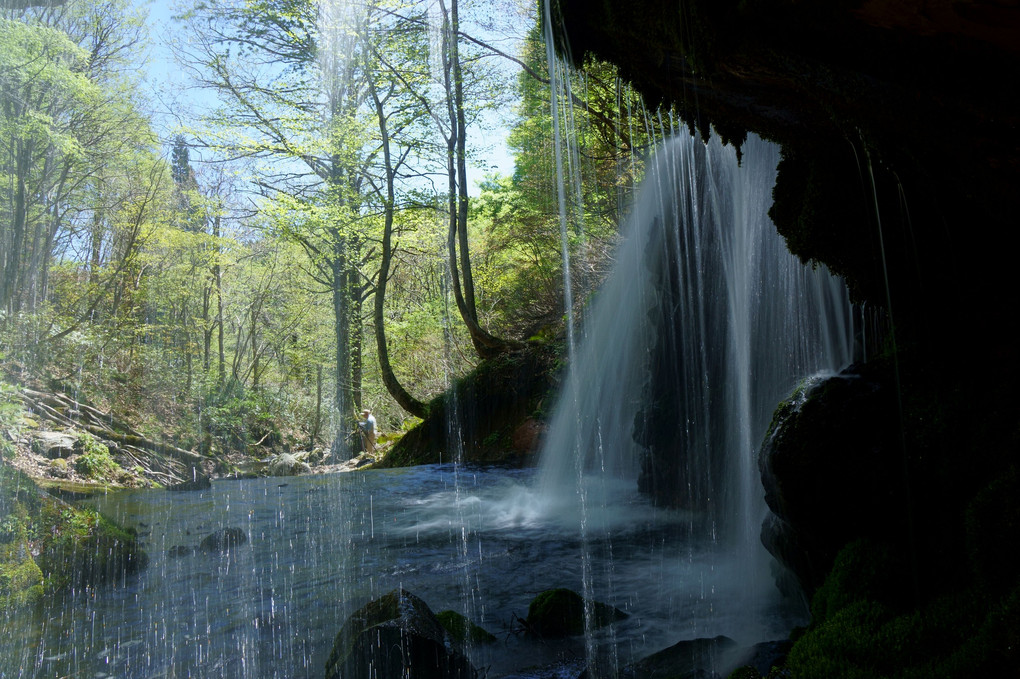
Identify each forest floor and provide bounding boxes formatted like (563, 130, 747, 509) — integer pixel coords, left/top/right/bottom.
(2, 374, 395, 497)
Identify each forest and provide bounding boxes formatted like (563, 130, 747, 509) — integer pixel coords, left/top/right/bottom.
(1, 0, 656, 484)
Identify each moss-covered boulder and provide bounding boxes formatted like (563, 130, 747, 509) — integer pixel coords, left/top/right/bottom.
(783, 538, 1020, 678)
(2, 464, 147, 602)
(36, 500, 148, 591)
(325, 588, 476, 679)
(379, 344, 561, 468)
(436, 610, 496, 645)
(525, 588, 627, 639)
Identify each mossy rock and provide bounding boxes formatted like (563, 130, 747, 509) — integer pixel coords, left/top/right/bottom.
(525, 588, 627, 638)
(37, 501, 148, 590)
(325, 588, 476, 679)
(785, 557, 1020, 677)
(0, 539, 44, 608)
(379, 344, 562, 468)
(436, 610, 497, 645)
(2, 465, 146, 600)
(966, 465, 1020, 597)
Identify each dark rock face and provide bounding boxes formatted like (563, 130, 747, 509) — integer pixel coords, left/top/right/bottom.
(758, 369, 904, 594)
(380, 345, 560, 468)
(759, 356, 1020, 602)
(549, 0, 1020, 362)
(325, 588, 476, 679)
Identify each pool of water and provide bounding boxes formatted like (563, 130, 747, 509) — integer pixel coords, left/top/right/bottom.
(0, 464, 804, 678)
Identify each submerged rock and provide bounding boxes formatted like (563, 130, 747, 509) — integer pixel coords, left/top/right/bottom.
(167, 545, 195, 558)
(325, 588, 476, 679)
(198, 527, 247, 553)
(436, 610, 496, 645)
(525, 588, 627, 639)
(622, 635, 738, 679)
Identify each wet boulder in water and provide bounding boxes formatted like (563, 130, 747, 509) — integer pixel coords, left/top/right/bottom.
(325, 588, 476, 679)
(436, 610, 496, 645)
(198, 527, 247, 553)
(525, 588, 627, 639)
(622, 635, 738, 679)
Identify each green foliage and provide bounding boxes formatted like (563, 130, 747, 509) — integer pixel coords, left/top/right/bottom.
(0, 382, 23, 460)
(204, 383, 282, 452)
(72, 432, 118, 480)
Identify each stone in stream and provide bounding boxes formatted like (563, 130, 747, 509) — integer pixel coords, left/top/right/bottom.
(621, 635, 739, 679)
(198, 527, 247, 553)
(525, 588, 628, 639)
(325, 588, 476, 679)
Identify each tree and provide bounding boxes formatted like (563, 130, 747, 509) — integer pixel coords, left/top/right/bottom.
(176, 0, 379, 452)
(1, 0, 160, 332)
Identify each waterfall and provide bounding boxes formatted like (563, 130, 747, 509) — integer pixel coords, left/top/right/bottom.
(537, 129, 853, 625)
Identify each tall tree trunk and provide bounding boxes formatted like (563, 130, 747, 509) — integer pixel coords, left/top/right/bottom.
(370, 81, 427, 418)
(312, 364, 323, 447)
(213, 214, 226, 386)
(330, 236, 353, 457)
(250, 302, 260, 391)
(351, 234, 363, 412)
(3, 142, 31, 315)
(439, 0, 516, 358)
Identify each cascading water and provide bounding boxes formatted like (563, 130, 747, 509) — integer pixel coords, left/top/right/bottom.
(537, 129, 853, 660)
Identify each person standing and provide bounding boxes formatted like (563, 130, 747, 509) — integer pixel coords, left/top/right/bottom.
(357, 409, 377, 454)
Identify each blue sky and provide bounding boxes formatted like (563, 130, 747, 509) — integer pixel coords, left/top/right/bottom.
(132, 0, 518, 194)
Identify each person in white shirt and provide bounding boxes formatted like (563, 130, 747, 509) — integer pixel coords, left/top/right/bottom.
(357, 409, 377, 453)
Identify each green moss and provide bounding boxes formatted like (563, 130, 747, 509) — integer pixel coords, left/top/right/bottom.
(966, 466, 1020, 596)
(785, 536, 1019, 678)
(0, 551, 44, 608)
(73, 432, 119, 480)
(525, 588, 627, 638)
(436, 610, 497, 645)
(810, 539, 910, 624)
(36, 501, 147, 591)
